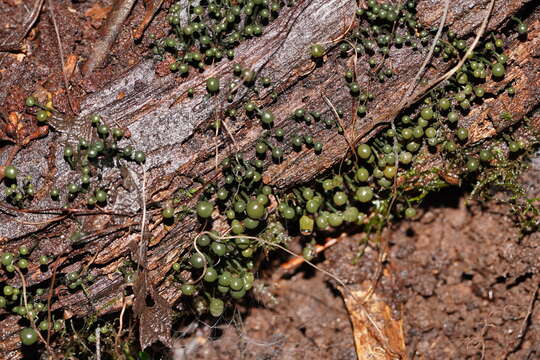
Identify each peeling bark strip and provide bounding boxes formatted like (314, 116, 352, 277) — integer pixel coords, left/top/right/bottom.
(1, 0, 540, 357)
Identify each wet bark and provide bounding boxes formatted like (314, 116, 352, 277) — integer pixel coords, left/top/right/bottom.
(1, 0, 539, 356)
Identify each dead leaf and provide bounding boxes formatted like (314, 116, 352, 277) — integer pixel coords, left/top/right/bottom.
(1, 0, 23, 6)
(139, 287, 172, 350)
(132, 275, 146, 320)
(341, 281, 407, 360)
(63, 54, 78, 79)
(133, 0, 164, 40)
(84, 2, 112, 22)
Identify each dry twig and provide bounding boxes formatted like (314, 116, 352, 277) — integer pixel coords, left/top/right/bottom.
(47, 0, 76, 113)
(83, 0, 137, 75)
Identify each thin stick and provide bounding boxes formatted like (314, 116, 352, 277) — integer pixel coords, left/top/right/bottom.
(14, 267, 55, 358)
(221, 118, 239, 151)
(403, 0, 451, 101)
(46, 265, 59, 349)
(95, 327, 101, 360)
(47, 0, 75, 114)
(407, 0, 496, 105)
(132, 0, 165, 40)
(207, 232, 350, 291)
(364, 0, 497, 304)
(0, 0, 44, 53)
(322, 95, 356, 157)
(0, 201, 135, 217)
(280, 237, 338, 271)
(82, 0, 137, 75)
(504, 281, 539, 357)
(114, 295, 127, 356)
(137, 164, 148, 270)
(206, 232, 398, 357)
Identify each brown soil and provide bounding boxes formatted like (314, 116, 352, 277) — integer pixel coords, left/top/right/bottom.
(175, 159, 540, 360)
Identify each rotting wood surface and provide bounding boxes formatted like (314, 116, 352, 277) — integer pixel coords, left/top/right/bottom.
(1, 0, 539, 356)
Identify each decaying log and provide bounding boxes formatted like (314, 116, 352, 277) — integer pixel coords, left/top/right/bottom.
(1, 0, 539, 356)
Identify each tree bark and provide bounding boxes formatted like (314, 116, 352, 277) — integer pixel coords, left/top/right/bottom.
(0, 0, 539, 356)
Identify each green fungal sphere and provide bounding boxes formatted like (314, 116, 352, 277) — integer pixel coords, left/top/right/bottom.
(272, 147, 284, 160)
(197, 234, 211, 247)
(3, 165, 17, 180)
(90, 114, 101, 124)
(508, 141, 520, 153)
(112, 128, 124, 139)
(95, 190, 107, 203)
(204, 267, 218, 282)
(50, 188, 60, 199)
(456, 128, 469, 141)
(399, 151, 413, 165)
(229, 277, 244, 291)
(299, 215, 314, 234)
(162, 207, 175, 219)
(189, 253, 205, 268)
(316, 215, 329, 230)
(260, 110, 275, 125)
(466, 158, 480, 172)
(333, 191, 348, 206)
(17, 259, 28, 269)
(306, 198, 321, 213)
(206, 77, 220, 93)
(63, 146, 74, 158)
(479, 149, 492, 162)
(343, 206, 360, 223)
(25, 96, 37, 107)
(181, 284, 196, 296)
(39, 255, 49, 265)
(405, 207, 416, 218)
(211, 242, 227, 256)
(491, 63, 505, 78)
(246, 200, 265, 219)
(196, 201, 213, 218)
(438, 98, 451, 111)
(310, 44, 324, 58)
(209, 298, 224, 317)
(255, 142, 267, 155)
(218, 272, 231, 286)
(67, 183, 79, 194)
(133, 151, 146, 163)
(19, 246, 28, 256)
(281, 206, 296, 220)
(3, 285, 14, 296)
(447, 111, 459, 123)
(517, 22, 528, 35)
(19, 328, 38, 346)
(356, 167, 369, 182)
(383, 166, 397, 179)
(401, 128, 413, 140)
(356, 143, 372, 159)
(97, 124, 109, 137)
(474, 87, 485, 98)
(425, 127, 437, 138)
(420, 107, 433, 121)
(36, 110, 49, 122)
(355, 187, 373, 203)
(328, 213, 343, 227)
